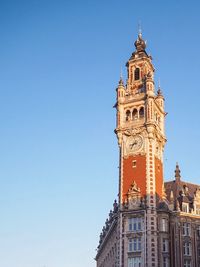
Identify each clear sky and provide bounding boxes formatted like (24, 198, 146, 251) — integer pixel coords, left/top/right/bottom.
(0, 1, 200, 267)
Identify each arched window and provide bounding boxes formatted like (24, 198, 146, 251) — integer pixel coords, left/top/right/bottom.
(139, 107, 144, 118)
(132, 109, 138, 120)
(134, 68, 140, 80)
(125, 110, 131, 121)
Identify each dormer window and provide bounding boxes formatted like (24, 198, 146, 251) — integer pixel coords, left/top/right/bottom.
(182, 203, 189, 213)
(134, 68, 140, 80)
(196, 205, 200, 215)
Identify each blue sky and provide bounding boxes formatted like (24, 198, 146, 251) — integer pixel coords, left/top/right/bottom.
(0, 1, 200, 267)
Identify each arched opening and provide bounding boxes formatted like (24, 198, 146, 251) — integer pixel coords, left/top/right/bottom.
(139, 107, 144, 118)
(134, 68, 140, 80)
(125, 110, 131, 121)
(132, 109, 138, 120)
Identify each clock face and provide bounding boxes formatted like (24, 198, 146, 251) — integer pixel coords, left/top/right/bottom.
(126, 135, 143, 153)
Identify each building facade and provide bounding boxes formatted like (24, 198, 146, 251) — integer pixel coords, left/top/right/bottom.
(95, 33, 200, 267)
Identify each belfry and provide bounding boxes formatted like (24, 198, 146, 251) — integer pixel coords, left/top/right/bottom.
(96, 33, 200, 267)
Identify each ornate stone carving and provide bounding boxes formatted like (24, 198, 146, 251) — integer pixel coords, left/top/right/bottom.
(124, 127, 145, 136)
(124, 181, 142, 209)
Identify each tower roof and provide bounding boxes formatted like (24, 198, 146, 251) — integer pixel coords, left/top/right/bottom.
(134, 33, 146, 52)
(128, 33, 150, 62)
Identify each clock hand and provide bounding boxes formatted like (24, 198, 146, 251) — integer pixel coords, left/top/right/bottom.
(130, 141, 137, 148)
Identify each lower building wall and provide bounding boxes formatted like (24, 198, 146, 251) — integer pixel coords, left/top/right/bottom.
(96, 221, 118, 267)
(96, 210, 200, 267)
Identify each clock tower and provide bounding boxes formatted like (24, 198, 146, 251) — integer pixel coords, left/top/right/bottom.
(115, 32, 166, 267)
(96, 31, 200, 267)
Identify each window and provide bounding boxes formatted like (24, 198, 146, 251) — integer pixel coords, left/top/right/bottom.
(182, 223, 191, 236)
(134, 68, 140, 81)
(160, 218, 168, 232)
(197, 226, 200, 236)
(126, 110, 131, 121)
(198, 246, 200, 257)
(132, 109, 138, 120)
(128, 257, 141, 267)
(162, 239, 169, 252)
(128, 237, 141, 252)
(184, 259, 191, 267)
(163, 257, 169, 267)
(129, 217, 142, 232)
(139, 107, 144, 118)
(183, 242, 191, 256)
(196, 205, 200, 215)
(182, 203, 189, 213)
(132, 160, 137, 168)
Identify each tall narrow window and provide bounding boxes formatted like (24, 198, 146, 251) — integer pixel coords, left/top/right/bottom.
(197, 226, 200, 236)
(183, 242, 191, 255)
(132, 109, 138, 120)
(139, 107, 144, 118)
(163, 257, 169, 267)
(162, 239, 169, 252)
(134, 68, 140, 80)
(160, 218, 168, 232)
(182, 223, 191, 236)
(126, 110, 131, 121)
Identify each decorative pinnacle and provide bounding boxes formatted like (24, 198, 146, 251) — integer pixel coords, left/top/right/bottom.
(175, 162, 181, 181)
(118, 67, 124, 85)
(157, 78, 163, 95)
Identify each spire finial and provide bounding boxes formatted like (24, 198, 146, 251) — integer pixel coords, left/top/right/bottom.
(158, 78, 161, 88)
(120, 67, 123, 80)
(157, 78, 163, 95)
(118, 67, 124, 86)
(138, 20, 142, 38)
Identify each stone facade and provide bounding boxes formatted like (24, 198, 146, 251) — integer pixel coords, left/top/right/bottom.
(95, 33, 200, 267)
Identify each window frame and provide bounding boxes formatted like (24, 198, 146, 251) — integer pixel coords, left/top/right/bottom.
(128, 257, 141, 267)
(182, 222, 191, 236)
(134, 68, 140, 81)
(128, 237, 142, 252)
(128, 217, 142, 232)
(183, 242, 191, 256)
